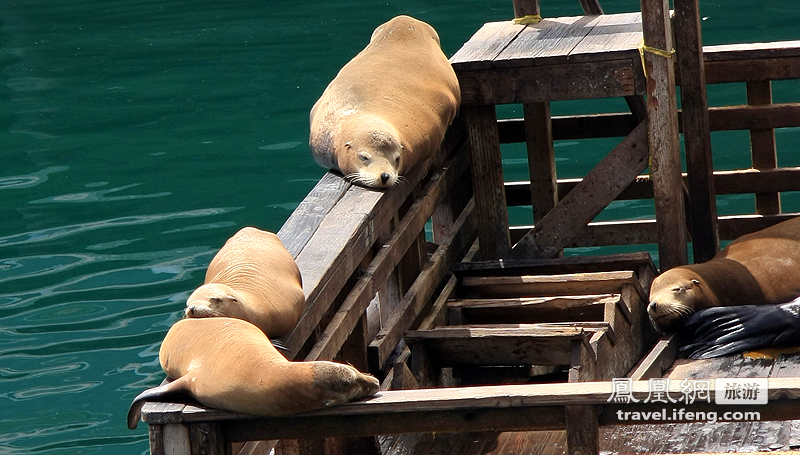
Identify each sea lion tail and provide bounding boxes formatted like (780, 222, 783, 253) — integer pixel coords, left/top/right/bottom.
(127, 379, 190, 430)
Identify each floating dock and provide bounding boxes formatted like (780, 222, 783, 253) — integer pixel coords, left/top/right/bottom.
(137, 0, 800, 453)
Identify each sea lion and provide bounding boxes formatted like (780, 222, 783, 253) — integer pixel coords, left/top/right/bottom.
(185, 227, 305, 338)
(127, 317, 380, 430)
(309, 15, 461, 188)
(648, 216, 800, 332)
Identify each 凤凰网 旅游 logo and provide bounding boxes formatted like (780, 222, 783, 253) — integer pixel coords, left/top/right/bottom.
(715, 378, 768, 405)
(607, 378, 768, 405)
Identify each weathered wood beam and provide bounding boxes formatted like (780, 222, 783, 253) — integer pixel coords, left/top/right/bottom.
(674, 0, 718, 263)
(641, 0, 687, 270)
(511, 121, 648, 259)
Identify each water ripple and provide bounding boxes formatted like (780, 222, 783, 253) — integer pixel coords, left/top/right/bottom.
(28, 183, 171, 204)
(0, 207, 241, 249)
(0, 166, 69, 190)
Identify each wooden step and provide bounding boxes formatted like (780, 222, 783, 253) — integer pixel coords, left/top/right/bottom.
(460, 270, 644, 300)
(404, 324, 599, 367)
(447, 294, 618, 325)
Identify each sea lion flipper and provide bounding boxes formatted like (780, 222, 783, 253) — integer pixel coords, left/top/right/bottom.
(127, 378, 190, 430)
(681, 302, 800, 359)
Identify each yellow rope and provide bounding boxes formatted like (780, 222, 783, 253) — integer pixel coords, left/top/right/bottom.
(513, 14, 542, 25)
(637, 39, 676, 78)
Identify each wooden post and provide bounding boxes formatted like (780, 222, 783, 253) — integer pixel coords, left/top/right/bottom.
(578, 0, 603, 15)
(463, 105, 512, 259)
(565, 405, 599, 455)
(513, 0, 540, 19)
(674, 0, 719, 263)
(524, 102, 557, 223)
(640, 0, 688, 270)
(747, 80, 781, 214)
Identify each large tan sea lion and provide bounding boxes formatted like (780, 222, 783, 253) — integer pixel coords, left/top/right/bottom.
(309, 15, 461, 188)
(648, 216, 800, 332)
(184, 227, 305, 338)
(127, 317, 380, 429)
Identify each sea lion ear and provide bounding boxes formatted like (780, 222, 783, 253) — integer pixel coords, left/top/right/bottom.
(344, 141, 352, 149)
(691, 279, 700, 287)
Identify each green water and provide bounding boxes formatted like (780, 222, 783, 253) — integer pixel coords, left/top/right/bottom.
(1, 1, 798, 453)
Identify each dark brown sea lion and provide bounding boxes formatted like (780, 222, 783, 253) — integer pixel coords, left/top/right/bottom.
(648, 216, 800, 332)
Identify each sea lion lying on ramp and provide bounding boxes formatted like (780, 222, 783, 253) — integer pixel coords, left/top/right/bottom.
(648, 216, 800, 333)
(309, 15, 461, 188)
(127, 317, 380, 429)
(184, 227, 305, 338)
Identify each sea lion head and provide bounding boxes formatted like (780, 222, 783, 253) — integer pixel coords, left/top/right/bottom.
(336, 115, 403, 188)
(311, 361, 380, 407)
(185, 283, 248, 320)
(647, 267, 709, 332)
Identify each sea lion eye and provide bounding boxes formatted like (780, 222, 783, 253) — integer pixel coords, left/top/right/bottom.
(691, 279, 700, 286)
(359, 153, 369, 162)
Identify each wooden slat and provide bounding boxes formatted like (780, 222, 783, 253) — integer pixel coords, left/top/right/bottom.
(450, 21, 527, 71)
(451, 252, 656, 277)
(511, 121, 648, 259)
(569, 12, 643, 62)
(277, 172, 350, 258)
(451, 295, 617, 325)
(367, 199, 477, 372)
(460, 271, 640, 299)
(703, 40, 800, 61)
(708, 103, 800, 131)
(405, 325, 593, 367)
(142, 378, 800, 425)
(496, 15, 595, 67)
(627, 335, 680, 380)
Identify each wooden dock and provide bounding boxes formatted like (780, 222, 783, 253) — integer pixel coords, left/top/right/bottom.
(135, 0, 800, 453)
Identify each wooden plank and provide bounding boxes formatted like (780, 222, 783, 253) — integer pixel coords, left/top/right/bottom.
(450, 21, 527, 71)
(708, 103, 800, 131)
(451, 252, 656, 277)
(524, 102, 557, 223)
(627, 335, 680, 380)
(303, 144, 469, 362)
(368, 199, 477, 372)
(462, 105, 510, 259)
(641, 0, 687, 271)
(405, 325, 595, 366)
(460, 271, 640, 299)
(496, 15, 594, 67)
(674, 0, 718, 263)
(457, 59, 641, 105)
(703, 40, 800, 61)
(569, 13, 643, 62)
(499, 113, 639, 143)
(451, 295, 616, 325)
(511, 121, 649, 259)
(142, 378, 800, 424)
(190, 422, 226, 455)
(277, 172, 350, 258)
(747, 80, 781, 215)
(565, 405, 599, 455)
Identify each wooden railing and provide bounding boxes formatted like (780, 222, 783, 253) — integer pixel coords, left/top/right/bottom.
(498, 40, 800, 251)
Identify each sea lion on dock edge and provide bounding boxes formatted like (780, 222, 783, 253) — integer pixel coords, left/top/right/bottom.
(184, 227, 305, 338)
(648, 216, 800, 333)
(309, 15, 461, 188)
(127, 317, 380, 430)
